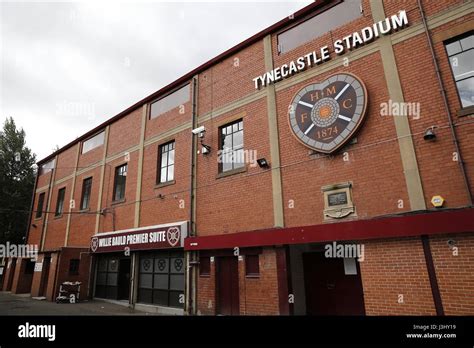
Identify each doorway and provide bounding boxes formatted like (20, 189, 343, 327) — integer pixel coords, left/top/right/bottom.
(303, 252, 365, 315)
(39, 256, 51, 297)
(117, 258, 131, 301)
(216, 256, 239, 315)
(6, 258, 17, 291)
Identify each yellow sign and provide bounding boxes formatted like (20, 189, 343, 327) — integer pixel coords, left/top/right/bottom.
(431, 195, 445, 208)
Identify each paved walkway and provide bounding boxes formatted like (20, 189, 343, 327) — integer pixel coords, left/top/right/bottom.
(0, 291, 158, 315)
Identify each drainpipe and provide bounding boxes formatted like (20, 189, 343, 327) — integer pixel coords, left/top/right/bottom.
(39, 167, 55, 252)
(417, 0, 473, 206)
(186, 76, 199, 315)
(24, 168, 39, 248)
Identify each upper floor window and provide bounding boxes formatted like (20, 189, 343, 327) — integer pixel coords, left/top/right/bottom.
(80, 177, 92, 210)
(219, 119, 244, 173)
(35, 192, 45, 219)
(82, 131, 105, 154)
(113, 164, 127, 202)
(277, 0, 362, 54)
(55, 187, 66, 217)
(445, 32, 474, 108)
(150, 84, 190, 119)
(157, 141, 175, 184)
(40, 159, 55, 175)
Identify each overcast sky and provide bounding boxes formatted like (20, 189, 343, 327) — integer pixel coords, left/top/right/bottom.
(0, 0, 312, 161)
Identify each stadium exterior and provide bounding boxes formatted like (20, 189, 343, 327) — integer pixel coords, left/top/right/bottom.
(2, 0, 473, 315)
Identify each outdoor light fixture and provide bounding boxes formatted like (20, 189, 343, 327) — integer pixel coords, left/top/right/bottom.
(423, 126, 437, 141)
(201, 143, 211, 154)
(257, 158, 270, 168)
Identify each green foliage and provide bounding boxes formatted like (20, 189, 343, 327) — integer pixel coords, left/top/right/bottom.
(0, 117, 36, 244)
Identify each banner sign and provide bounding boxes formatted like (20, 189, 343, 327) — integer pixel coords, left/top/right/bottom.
(90, 221, 188, 253)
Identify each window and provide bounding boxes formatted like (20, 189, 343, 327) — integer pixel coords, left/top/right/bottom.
(157, 141, 175, 184)
(82, 131, 105, 154)
(199, 257, 210, 276)
(277, 0, 362, 54)
(80, 177, 92, 210)
(219, 119, 244, 173)
(35, 192, 45, 218)
(113, 164, 127, 202)
(245, 255, 260, 277)
(69, 259, 80, 276)
(55, 188, 66, 217)
(137, 251, 185, 308)
(150, 84, 190, 119)
(445, 32, 474, 108)
(40, 159, 55, 175)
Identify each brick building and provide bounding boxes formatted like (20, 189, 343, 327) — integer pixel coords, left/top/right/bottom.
(2, 0, 473, 315)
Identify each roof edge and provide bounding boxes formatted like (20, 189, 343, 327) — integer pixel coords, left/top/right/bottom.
(37, 0, 330, 165)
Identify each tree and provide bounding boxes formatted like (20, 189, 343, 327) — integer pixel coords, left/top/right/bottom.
(0, 117, 36, 245)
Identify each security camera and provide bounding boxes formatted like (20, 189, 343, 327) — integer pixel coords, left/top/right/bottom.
(191, 126, 205, 135)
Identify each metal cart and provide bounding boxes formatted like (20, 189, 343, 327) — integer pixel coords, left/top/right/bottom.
(56, 281, 81, 303)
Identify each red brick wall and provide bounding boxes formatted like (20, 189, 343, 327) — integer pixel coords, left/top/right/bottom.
(197, 258, 216, 315)
(140, 130, 191, 227)
(196, 99, 274, 236)
(43, 179, 72, 250)
(238, 249, 279, 315)
(68, 166, 102, 246)
(430, 233, 474, 315)
(55, 248, 91, 300)
(198, 41, 265, 115)
(360, 237, 437, 315)
(197, 248, 280, 315)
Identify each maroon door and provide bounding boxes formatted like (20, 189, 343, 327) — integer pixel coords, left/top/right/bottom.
(303, 252, 365, 315)
(6, 258, 17, 291)
(216, 257, 239, 315)
(39, 257, 51, 297)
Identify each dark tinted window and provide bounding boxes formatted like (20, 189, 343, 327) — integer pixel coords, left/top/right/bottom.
(113, 164, 127, 202)
(55, 188, 65, 216)
(245, 255, 260, 277)
(80, 177, 92, 210)
(69, 259, 80, 275)
(199, 257, 210, 276)
(35, 192, 45, 218)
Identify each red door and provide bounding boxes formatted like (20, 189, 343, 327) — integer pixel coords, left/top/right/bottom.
(216, 257, 239, 315)
(39, 257, 51, 297)
(6, 258, 17, 291)
(303, 252, 365, 315)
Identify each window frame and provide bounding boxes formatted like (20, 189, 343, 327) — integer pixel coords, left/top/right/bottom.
(81, 131, 105, 154)
(80, 177, 93, 211)
(35, 192, 45, 219)
(149, 83, 190, 120)
(444, 31, 474, 111)
(218, 119, 244, 173)
(157, 141, 176, 185)
(112, 164, 127, 203)
(199, 257, 211, 277)
(55, 187, 66, 217)
(245, 254, 260, 278)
